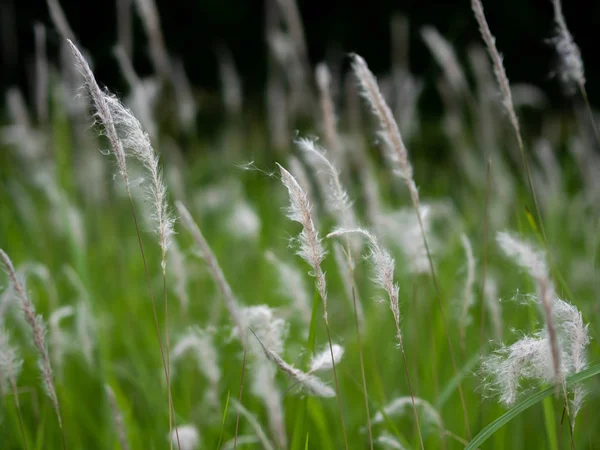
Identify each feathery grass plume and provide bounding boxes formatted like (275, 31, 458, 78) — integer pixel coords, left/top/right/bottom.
(296, 137, 358, 235)
(105, 385, 131, 450)
(113, 45, 157, 140)
(176, 201, 244, 337)
(549, 0, 584, 94)
(0, 249, 62, 428)
(239, 305, 288, 449)
(333, 243, 364, 325)
(351, 54, 419, 207)
(496, 232, 562, 385)
(221, 435, 259, 449)
(481, 295, 588, 412)
(0, 328, 27, 448)
(46, 0, 77, 43)
(266, 69, 290, 149)
(277, 163, 328, 312)
(470, 0, 545, 242)
(372, 396, 443, 430)
(226, 200, 261, 240)
(315, 63, 341, 157)
(133, 0, 171, 80)
(68, 40, 128, 182)
(34, 23, 48, 124)
(250, 330, 335, 398)
(328, 227, 424, 449)
(117, 0, 133, 57)
(459, 234, 476, 350)
(216, 44, 243, 117)
(171, 59, 197, 131)
(230, 399, 276, 450)
(265, 250, 312, 325)
(310, 344, 344, 372)
(421, 26, 470, 99)
(170, 425, 200, 450)
(274, 0, 310, 82)
(171, 327, 220, 392)
(101, 95, 175, 267)
(375, 432, 406, 449)
(49, 306, 74, 376)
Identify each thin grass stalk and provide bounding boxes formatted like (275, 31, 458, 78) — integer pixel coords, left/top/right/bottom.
(2, 331, 28, 450)
(105, 385, 130, 450)
(67, 40, 180, 450)
(352, 53, 471, 439)
(470, 0, 546, 244)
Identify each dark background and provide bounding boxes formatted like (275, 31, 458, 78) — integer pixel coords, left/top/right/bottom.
(1, 0, 599, 110)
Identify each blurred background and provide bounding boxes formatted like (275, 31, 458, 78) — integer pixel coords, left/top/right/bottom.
(2, 0, 599, 113)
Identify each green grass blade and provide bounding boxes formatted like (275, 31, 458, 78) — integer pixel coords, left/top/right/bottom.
(466, 362, 600, 449)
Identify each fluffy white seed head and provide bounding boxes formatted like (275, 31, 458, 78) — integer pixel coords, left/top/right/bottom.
(277, 163, 328, 310)
(372, 396, 443, 430)
(0, 328, 23, 386)
(310, 344, 344, 372)
(172, 327, 220, 388)
(170, 424, 200, 450)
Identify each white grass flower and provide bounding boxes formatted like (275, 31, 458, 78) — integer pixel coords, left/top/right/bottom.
(172, 327, 220, 389)
(375, 432, 407, 449)
(549, 0, 585, 93)
(315, 63, 341, 156)
(0, 249, 62, 427)
(277, 163, 328, 314)
(230, 400, 276, 450)
(372, 396, 443, 430)
(497, 232, 562, 384)
(170, 424, 200, 450)
(333, 243, 364, 325)
(0, 328, 23, 390)
(310, 344, 344, 372)
(251, 331, 335, 397)
(168, 239, 190, 313)
(226, 200, 261, 240)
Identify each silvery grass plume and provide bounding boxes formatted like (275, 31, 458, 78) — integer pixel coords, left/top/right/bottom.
(511, 84, 548, 109)
(171, 327, 220, 404)
(226, 200, 261, 240)
(421, 26, 470, 99)
(310, 344, 344, 373)
(496, 232, 562, 385)
(171, 59, 198, 131)
(0, 249, 62, 428)
(113, 45, 158, 140)
(250, 329, 335, 397)
(549, 0, 585, 94)
(295, 138, 358, 240)
(266, 59, 290, 149)
(459, 234, 476, 349)
(351, 54, 419, 208)
(372, 396, 443, 430)
(170, 424, 200, 450)
(221, 435, 259, 449)
(49, 305, 74, 376)
(105, 385, 131, 450)
(0, 328, 23, 396)
(239, 305, 288, 449)
(287, 156, 316, 219)
(375, 432, 406, 449)
(481, 294, 589, 417)
(377, 208, 432, 274)
(176, 202, 244, 338)
(315, 63, 341, 157)
(276, 163, 328, 315)
(68, 40, 128, 184)
(264, 250, 312, 325)
(230, 399, 276, 450)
